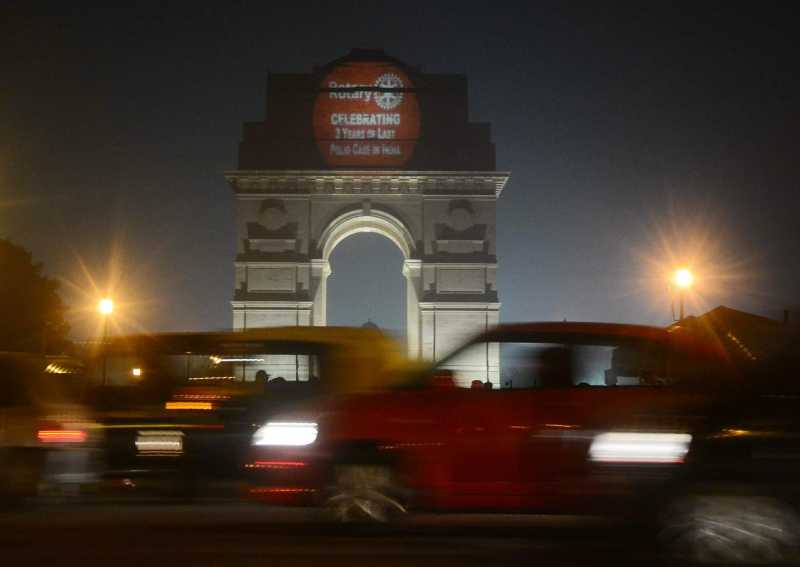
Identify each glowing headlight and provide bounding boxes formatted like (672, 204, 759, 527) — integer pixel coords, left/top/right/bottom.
(252, 422, 318, 447)
(589, 432, 692, 464)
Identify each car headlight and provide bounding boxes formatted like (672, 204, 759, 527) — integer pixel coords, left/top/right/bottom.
(252, 422, 318, 447)
(589, 432, 692, 464)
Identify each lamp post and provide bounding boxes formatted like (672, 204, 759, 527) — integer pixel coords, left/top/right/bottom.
(98, 298, 113, 384)
(672, 269, 693, 321)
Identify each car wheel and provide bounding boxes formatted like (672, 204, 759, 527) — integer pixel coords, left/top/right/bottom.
(660, 494, 800, 564)
(324, 463, 408, 523)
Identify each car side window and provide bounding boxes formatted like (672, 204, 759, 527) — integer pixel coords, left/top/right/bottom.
(436, 341, 497, 388)
(438, 341, 671, 389)
(92, 351, 323, 387)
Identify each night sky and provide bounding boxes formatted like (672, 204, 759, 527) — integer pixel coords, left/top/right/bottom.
(2, 2, 798, 339)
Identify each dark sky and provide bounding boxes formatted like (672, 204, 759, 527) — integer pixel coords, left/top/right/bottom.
(2, 2, 798, 338)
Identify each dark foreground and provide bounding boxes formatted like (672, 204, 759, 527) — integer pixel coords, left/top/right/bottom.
(0, 502, 671, 566)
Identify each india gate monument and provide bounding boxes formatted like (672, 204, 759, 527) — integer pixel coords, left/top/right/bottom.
(225, 49, 509, 385)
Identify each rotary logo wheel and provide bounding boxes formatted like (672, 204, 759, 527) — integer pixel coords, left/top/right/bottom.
(373, 73, 404, 110)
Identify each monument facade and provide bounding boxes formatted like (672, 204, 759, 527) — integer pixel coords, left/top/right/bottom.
(226, 49, 508, 384)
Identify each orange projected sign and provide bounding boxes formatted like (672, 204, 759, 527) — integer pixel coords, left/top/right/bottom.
(313, 63, 420, 167)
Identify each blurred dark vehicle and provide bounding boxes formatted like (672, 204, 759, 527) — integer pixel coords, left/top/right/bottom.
(247, 322, 800, 563)
(86, 327, 406, 498)
(0, 353, 101, 503)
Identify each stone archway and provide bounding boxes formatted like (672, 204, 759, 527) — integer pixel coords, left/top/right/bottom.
(319, 208, 415, 260)
(227, 170, 507, 384)
(313, 208, 420, 357)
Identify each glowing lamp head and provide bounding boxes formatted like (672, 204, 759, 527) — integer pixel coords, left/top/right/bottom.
(673, 269, 694, 289)
(98, 298, 114, 315)
(131, 367, 142, 377)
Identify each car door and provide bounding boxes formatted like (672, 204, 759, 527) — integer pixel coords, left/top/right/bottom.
(431, 340, 527, 510)
(441, 387, 524, 508)
(514, 341, 671, 511)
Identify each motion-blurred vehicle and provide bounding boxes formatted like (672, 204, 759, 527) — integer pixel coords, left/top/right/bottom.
(87, 327, 407, 498)
(247, 322, 800, 563)
(0, 353, 100, 502)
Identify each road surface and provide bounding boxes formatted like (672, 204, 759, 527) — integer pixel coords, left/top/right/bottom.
(0, 502, 669, 566)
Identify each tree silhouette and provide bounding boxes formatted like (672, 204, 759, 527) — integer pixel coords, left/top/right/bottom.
(0, 239, 69, 353)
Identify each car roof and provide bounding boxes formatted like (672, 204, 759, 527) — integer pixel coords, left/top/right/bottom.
(478, 322, 672, 343)
(466, 321, 731, 362)
(91, 326, 398, 354)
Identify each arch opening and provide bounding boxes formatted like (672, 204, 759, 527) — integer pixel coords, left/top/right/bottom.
(327, 232, 406, 334)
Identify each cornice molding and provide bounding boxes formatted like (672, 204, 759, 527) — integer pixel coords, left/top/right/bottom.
(231, 301, 314, 309)
(418, 302, 502, 310)
(225, 170, 510, 197)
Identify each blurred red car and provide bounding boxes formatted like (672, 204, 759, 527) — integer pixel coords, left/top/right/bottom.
(246, 322, 743, 519)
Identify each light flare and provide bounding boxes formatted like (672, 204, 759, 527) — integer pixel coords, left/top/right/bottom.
(589, 432, 692, 464)
(38, 430, 88, 444)
(252, 422, 319, 447)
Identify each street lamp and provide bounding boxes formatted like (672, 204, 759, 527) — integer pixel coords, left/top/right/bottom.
(98, 298, 114, 384)
(672, 269, 693, 320)
(98, 298, 114, 316)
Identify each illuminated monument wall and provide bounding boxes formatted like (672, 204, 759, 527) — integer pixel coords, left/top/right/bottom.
(226, 49, 508, 384)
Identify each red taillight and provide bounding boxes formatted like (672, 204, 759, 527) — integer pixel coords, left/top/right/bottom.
(37, 430, 87, 444)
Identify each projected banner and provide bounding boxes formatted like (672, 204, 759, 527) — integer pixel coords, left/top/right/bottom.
(313, 62, 420, 167)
